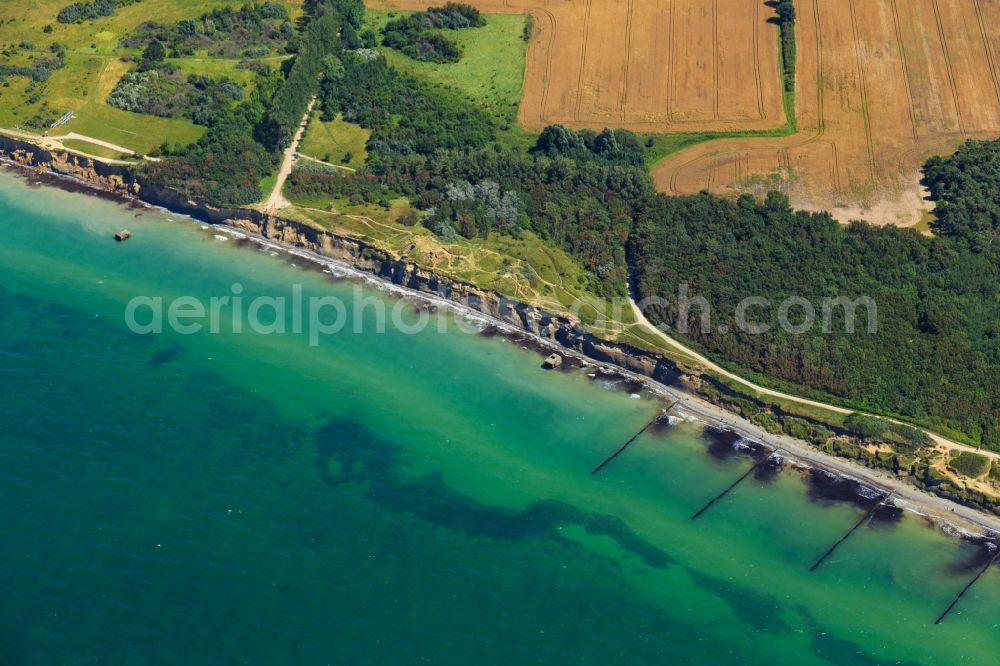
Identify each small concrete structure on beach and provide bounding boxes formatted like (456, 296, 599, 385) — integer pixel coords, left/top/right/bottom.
(543, 353, 563, 369)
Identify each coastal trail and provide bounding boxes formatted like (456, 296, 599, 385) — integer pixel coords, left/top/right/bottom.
(264, 96, 317, 211)
(626, 296, 1000, 466)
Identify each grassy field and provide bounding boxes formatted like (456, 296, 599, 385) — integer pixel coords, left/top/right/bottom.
(364, 9, 533, 149)
(298, 112, 370, 167)
(0, 0, 300, 153)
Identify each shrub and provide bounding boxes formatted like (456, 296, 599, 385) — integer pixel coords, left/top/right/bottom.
(57, 0, 143, 25)
(949, 451, 990, 478)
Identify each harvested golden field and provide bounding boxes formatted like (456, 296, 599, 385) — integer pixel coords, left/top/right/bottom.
(653, 0, 1000, 226)
(369, 0, 787, 132)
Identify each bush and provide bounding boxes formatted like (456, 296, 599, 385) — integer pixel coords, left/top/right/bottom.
(107, 67, 244, 126)
(121, 3, 291, 60)
(57, 0, 142, 24)
(949, 451, 990, 478)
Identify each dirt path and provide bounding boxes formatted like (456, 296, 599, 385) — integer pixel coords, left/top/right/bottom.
(627, 295, 1000, 464)
(0, 127, 169, 165)
(297, 154, 356, 172)
(264, 97, 316, 211)
(54, 132, 135, 155)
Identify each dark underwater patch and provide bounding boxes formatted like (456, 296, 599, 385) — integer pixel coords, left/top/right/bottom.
(946, 540, 998, 577)
(702, 426, 743, 461)
(793, 606, 925, 666)
(313, 417, 674, 570)
(868, 502, 905, 527)
(805, 470, 882, 510)
(686, 568, 792, 633)
(149, 345, 183, 367)
(752, 454, 784, 483)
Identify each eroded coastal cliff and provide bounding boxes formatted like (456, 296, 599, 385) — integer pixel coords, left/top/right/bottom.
(5, 134, 1000, 523)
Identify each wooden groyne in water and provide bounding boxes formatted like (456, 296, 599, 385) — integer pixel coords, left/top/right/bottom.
(591, 403, 678, 475)
(934, 546, 999, 625)
(690, 449, 782, 521)
(810, 492, 896, 572)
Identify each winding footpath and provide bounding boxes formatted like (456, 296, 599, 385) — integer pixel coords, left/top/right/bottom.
(627, 295, 1000, 464)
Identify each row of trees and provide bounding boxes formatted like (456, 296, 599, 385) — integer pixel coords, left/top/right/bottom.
(258, 2, 356, 151)
(774, 0, 795, 92)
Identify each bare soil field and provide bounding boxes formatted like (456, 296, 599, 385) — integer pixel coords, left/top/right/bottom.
(369, 0, 787, 132)
(653, 0, 1000, 226)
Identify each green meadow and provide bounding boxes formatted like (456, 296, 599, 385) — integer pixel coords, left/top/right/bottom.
(0, 0, 300, 154)
(298, 112, 370, 168)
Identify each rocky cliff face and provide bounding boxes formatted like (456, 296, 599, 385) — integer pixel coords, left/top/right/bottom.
(0, 135, 139, 195)
(0, 135, 682, 387)
(223, 214, 683, 386)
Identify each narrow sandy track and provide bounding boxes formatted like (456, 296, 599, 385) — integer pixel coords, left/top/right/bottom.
(55, 132, 135, 155)
(627, 296, 1000, 463)
(264, 97, 316, 211)
(0, 128, 147, 165)
(298, 154, 355, 172)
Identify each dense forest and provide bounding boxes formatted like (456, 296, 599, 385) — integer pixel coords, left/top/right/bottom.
(630, 191, 1000, 448)
(922, 137, 1000, 247)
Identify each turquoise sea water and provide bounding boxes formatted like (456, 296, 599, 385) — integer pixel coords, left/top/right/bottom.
(0, 170, 998, 665)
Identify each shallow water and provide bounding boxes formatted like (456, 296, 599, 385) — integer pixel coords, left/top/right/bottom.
(0, 170, 997, 665)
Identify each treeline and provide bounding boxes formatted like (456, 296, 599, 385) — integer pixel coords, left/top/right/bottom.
(774, 0, 795, 92)
(630, 191, 1000, 448)
(381, 3, 484, 63)
(258, 3, 355, 151)
(532, 124, 645, 167)
(923, 137, 1000, 247)
(121, 3, 293, 58)
(57, 0, 142, 24)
